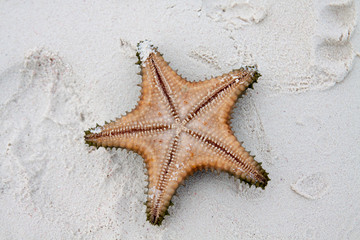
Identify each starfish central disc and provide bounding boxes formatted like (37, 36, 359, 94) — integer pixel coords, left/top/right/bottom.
(173, 123, 185, 134)
(84, 41, 269, 225)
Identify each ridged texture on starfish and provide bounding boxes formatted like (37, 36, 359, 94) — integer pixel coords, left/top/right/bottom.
(85, 41, 269, 225)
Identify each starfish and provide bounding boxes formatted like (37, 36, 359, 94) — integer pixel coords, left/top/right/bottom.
(84, 41, 269, 225)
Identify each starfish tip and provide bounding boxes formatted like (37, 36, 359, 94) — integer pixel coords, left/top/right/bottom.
(136, 40, 157, 65)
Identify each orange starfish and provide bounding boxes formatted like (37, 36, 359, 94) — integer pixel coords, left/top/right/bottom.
(85, 41, 269, 225)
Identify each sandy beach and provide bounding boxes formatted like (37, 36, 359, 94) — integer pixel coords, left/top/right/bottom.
(1, 0, 359, 239)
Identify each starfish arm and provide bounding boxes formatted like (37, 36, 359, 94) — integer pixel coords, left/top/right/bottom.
(183, 128, 269, 188)
(84, 120, 172, 149)
(137, 41, 188, 122)
(83, 64, 176, 151)
(145, 132, 184, 225)
(144, 131, 207, 225)
(183, 67, 259, 126)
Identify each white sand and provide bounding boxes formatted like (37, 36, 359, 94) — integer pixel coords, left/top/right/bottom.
(0, 0, 359, 239)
